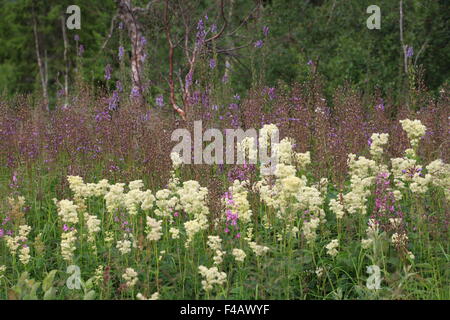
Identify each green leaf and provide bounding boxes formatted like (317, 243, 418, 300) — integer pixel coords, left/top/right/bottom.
(83, 290, 96, 300)
(43, 270, 58, 292)
(43, 287, 57, 300)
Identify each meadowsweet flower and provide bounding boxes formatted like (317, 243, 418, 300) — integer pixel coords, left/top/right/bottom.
(302, 218, 320, 244)
(329, 198, 345, 219)
(198, 266, 227, 292)
(399, 119, 426, 149)
(137, 292, 159, 300)
(369, 133, 389, 160)
(56, 199, 79, 224)
(325, 239, 339, 257)
(146, 217, 163, 241)
(104, 183, 126, 213)
(169, 227, 180, 239)
(248, 241, 269, 256)
(141, 190, 156, 210)
(361, 238, 373, 249)
(226, 180, 252, 224)
(0, 265, 6, 280)
(84, 213, 101, 239)
(61, 229, 77, 261)
(116, 233, 135, 255)
(170, 152, 183, 169)
(232, 248, 246, 262)
(19, 245, 30, 265)
(122, 268, 138, 288)
(315, 267, 324, 278)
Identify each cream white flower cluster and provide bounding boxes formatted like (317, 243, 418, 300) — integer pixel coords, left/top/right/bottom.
(56, 199, 79, 224)
(248, 241, 269, 256)
(302, 217, 320, 244)
(170, 151, 184, 169)
(116, 233, 137, 255)
(207, 236, 225, 265)
(5, 225, 32, 265)
(369, 133, 389, 160)
(329, 196, 345, 219)
(226, 180, 252, 224)
(169, 227, 180, 239)
(361, 219, 379, 249)
(399, 119, 426, 150)
(146, 217, 163, 241)
(68, 176, 109, 198)
(343, 154, 379, 215)
(426, 159, 450, 200)
(136, 292, 160, 300)
(177, 180, 210, 246)
(0, 265, 6, 279)
(84, 213, 101, 243)
(325, 239, 339, 257)
(198, 266, 227, 292)
(232, 248, 246, 262)
(61, 229, 77, 261)
(122, 268, 138, 288)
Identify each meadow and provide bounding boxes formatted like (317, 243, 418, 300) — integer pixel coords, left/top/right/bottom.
(0, 0, 449, 301)
(0, 82, 448, 300)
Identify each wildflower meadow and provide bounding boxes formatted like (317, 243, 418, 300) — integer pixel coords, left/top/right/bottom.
(0, 0, 449, 302)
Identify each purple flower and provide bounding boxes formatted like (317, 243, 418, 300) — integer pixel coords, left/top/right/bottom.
(233, 94, 240, 101)
(116, 80, 123, 92)
(375, 102, 385, 111)
(211, 24, 217, 33)
(406, 46, 414, 58)
(140, 36, 147, 46)
(0, 229, 4, 238)
(209, 59, 216, 69)
(254, 40, 264, 48)
(130, 86, 140, 98)
(104, 64, 112, 80)
(78, 44, 84, 56)
(307, 60, 313, 65)
(262, 26, 269, 37)
(109, 91, 119, 111)
(118, 46, 124, 60)
(156, 95, 164, 107)
(185, 72, 193, 88)
(74, 34, 80, 41)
